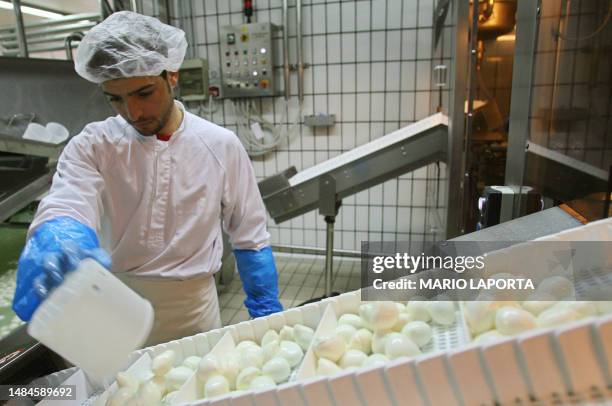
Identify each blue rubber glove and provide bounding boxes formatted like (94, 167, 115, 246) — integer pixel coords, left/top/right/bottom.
(12, 216, 111, 322)
(234, 246, 283, 318)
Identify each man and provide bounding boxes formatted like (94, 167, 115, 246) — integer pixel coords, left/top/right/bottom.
(12, 11, 283, 346)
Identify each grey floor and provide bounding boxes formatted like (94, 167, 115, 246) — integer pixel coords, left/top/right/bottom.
(217, 253, 361, 326)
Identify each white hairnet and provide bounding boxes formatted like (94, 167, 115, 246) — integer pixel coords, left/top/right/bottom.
(74, 11, 187, 83)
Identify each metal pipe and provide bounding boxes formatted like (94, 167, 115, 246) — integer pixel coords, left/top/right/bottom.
(271, 244, 361, 258)
(0, 13, 100, 33)
(282, 0, 290, 100)
(4, 32, 87, 47)
(64, 31, 84, 60)
(12, 0, 28, 57)
(324, 218, 335, 297)
(296, 0, 304, 102)
(0, 22, 97, 42)
(131, 0, 138, 13)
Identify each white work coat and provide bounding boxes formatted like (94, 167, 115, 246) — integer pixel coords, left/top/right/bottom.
(30, 101, 270, 344)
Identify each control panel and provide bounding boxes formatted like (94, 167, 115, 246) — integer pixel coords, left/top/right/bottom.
(219, 23, 277, 98)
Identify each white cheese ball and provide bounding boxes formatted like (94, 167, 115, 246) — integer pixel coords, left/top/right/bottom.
(401, 321, 432, 348)
(293, 324, 315, 351)
(334, 324, 357, 344)
(317, 358, 343, 376)
(262, 357, 291, 383)
(278, 340, 304, 368)
(371, 330, 392, 354)
(204, 374, 230, 398)
(262, 340, 280, 363)
(338, 349, 368, 369)
(521, 300, 557, 316)
(152, 350, 176, 377)
(135, 378, 163, 405)
(473, 330, 506, 344)
(250, 375, 277, 390)
(108, 387, 136, 406)
(405, 300, 431, 322)
(385, 332, 421, 360)
(164, 366, 193, 391)
(557, 301, 597, 318)
(313, 334, 346, 363)
(261, 330, 280, 347)
(363, 353, 389, 368)
(537, 276, 575, 300)
(239, 345, 264, 369)
(392, 312, 414, 332)
(495, 306, 537, 335)
(236, 340, 259, 351)
(426, 301, 456, 326)
(338, 313, 365, 329)
(116, 372, 139, 390)
(163, 391, 179, 405)
(197, 353, 220, 383)
(359, 302, 399, 331)
(348, 328, 373, 355)
(537, 305, 581, 328)
(463, 301, 498, 335)
(182, 356, 201, 371)
(236, 366, 261, 391)
(220, 352, 241, 390)
(279, 325, 295, 341)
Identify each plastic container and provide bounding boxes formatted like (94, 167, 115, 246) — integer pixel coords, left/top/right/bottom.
(28, 258, 154, 385)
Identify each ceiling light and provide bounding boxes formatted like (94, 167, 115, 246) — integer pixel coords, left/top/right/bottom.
(0, 1, 63, 19)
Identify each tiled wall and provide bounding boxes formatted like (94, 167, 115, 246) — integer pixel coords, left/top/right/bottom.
(170, 0, 452, 251)
(530, 0, 612, 172)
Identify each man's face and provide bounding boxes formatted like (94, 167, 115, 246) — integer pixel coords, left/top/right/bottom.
(102, 72, 178, 136)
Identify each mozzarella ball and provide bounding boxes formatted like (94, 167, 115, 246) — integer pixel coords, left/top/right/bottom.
(392, 311, 414, 332)
(262, 340, 280, 363)
(239, 345, 264, 369)
(163, 391, 179, 404)
(262, 357, 291, 384)
(363, 353, 389, 368)
(473, 330, 506, 344)
(371, 330, 392, 354)
(338, 349, 368, 369)
(537, 276, 575, 300)
(558, 301, 597, 318)
(116, 372, 139, 390)
(293, 324, 315, 351)
(338, 313, 365, 329)
(359, 302, 399, 331)
(135, 379, 163, 405)
(278, 340, 304, 368)
(495, 306, 537, 335)
(261, 330, 280, 347)
(334, 324, 357, 344)
(317, 358, 343, 376)
(164, 366, 193, 391)
(197, 353, 220, 383)
(463, 301, 498, 335)
(385, 332, 420, 359)
(426, 301, 456, 326)
(204, 374, 230, 398)
(401, 321, 432, 348)
(537, 305, 581, 328)
(152, 350, 176, 377)
(250, 375, 277, 390)
(348, 328, 373, 355)
(220, 352, 241, 390)
(182, 356, 201, 371)
(108, 387, 136, 406)
(313, 334, 346, 362)
(279, 325, 295, 341)
(521, 300, 557, 316)
(236, 366, 261, 390)
(405, 300, 431, 322)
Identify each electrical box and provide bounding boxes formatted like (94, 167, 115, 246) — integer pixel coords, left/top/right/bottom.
(219, 23, 277, 98)
(178, 58, 209, 101)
